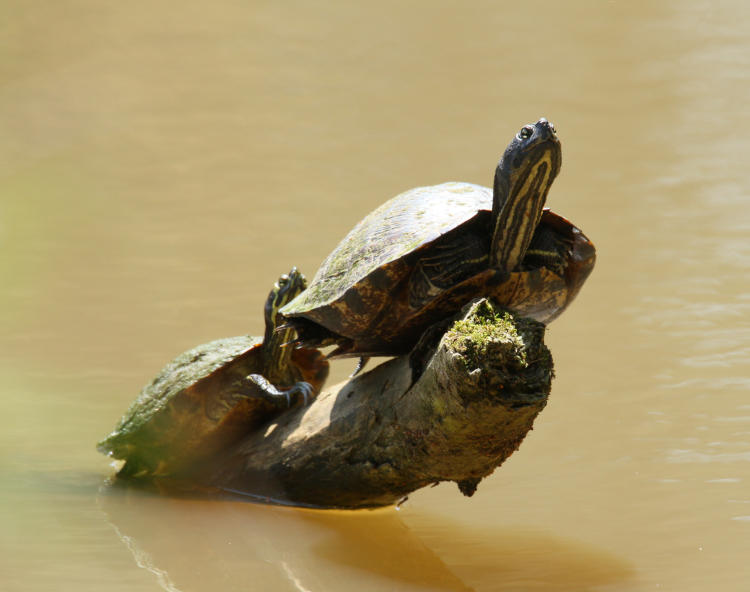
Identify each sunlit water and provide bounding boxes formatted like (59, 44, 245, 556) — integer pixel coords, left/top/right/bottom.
(2, 1, 749, 590)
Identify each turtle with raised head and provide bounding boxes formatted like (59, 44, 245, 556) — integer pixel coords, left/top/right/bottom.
(98, 268, 328, 479)
(281, 119, 595, 360)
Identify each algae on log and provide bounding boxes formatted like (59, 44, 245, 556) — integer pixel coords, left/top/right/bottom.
(207, 298, 554, 509)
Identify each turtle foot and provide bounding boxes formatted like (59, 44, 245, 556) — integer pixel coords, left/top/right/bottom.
(247, 374, 314, 407)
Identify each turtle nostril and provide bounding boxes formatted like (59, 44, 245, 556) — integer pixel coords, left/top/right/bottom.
(537, 118, 556, 136)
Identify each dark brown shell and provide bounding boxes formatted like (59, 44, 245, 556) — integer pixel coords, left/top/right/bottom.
(283, 182, 491, 313)
(97, 335, 328, 477)
(281, 183, 595, 357)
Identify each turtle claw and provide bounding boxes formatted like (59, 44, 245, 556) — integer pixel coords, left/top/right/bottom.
(293, 381, 313, 406)
(246, 374, 313, 407)
(349, 356, 370, 378)
(283, 381, 313, 406)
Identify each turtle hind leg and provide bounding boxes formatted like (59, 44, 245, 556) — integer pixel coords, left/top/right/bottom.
(247, 374, 313, 407)
(277, 318, 340, 349)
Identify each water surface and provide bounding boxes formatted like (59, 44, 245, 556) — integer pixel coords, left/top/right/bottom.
(2, 1, 749, 590)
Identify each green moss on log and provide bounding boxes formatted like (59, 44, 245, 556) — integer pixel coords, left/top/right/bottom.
(445, 300, 528, 370)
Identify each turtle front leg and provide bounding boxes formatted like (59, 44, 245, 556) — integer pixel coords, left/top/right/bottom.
(246, 374, 313, 407)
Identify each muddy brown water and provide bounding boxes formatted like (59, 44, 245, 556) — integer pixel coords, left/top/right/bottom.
(2, 2, 749, 590)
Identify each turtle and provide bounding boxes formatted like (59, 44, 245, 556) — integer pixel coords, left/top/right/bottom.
(97, 268, 329, 479)
(280, 118, 596, 360)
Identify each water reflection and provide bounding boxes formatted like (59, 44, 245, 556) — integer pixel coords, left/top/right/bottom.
(98, 484, 633, 592)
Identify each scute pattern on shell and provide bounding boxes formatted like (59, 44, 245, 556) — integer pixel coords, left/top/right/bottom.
(99, 335, 261, 454)
(282, 182, 493, 314)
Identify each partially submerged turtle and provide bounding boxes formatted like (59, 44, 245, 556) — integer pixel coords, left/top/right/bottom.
(97, 268, 329, 479)
(281, 119, 595, 358)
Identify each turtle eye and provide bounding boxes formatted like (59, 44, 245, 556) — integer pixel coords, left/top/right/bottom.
(518, 126, 533, 140)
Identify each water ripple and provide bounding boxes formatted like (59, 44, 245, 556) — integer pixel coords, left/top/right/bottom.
(661, 377, 750, 390)
(666, 449, 750, 463)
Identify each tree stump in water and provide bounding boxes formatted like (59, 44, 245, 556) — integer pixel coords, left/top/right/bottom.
(205, 298, 554, 509)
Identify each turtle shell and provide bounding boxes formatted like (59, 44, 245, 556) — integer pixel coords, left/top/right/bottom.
(281, 182, 595, 356)
(498, 208, 595, 323)
(284, 182, 490, 313)
(97, 335, 328, 478)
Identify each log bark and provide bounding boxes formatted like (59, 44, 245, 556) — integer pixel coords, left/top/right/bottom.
(205, 298, 554, 509)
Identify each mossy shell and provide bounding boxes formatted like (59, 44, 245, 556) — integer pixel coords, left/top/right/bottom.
(98, 335, 328, 477)
(281, 182, 595, 357)
(285, 183, 490, 312)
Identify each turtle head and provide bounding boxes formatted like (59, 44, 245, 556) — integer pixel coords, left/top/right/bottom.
(490, 118, 562, 272)
(264, 267, 307, 333)
(262, 267, 307, 374)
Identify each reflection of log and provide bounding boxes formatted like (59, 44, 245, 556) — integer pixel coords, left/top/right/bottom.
(206, 298, 554, 509)
(98, 488, 634, 592)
